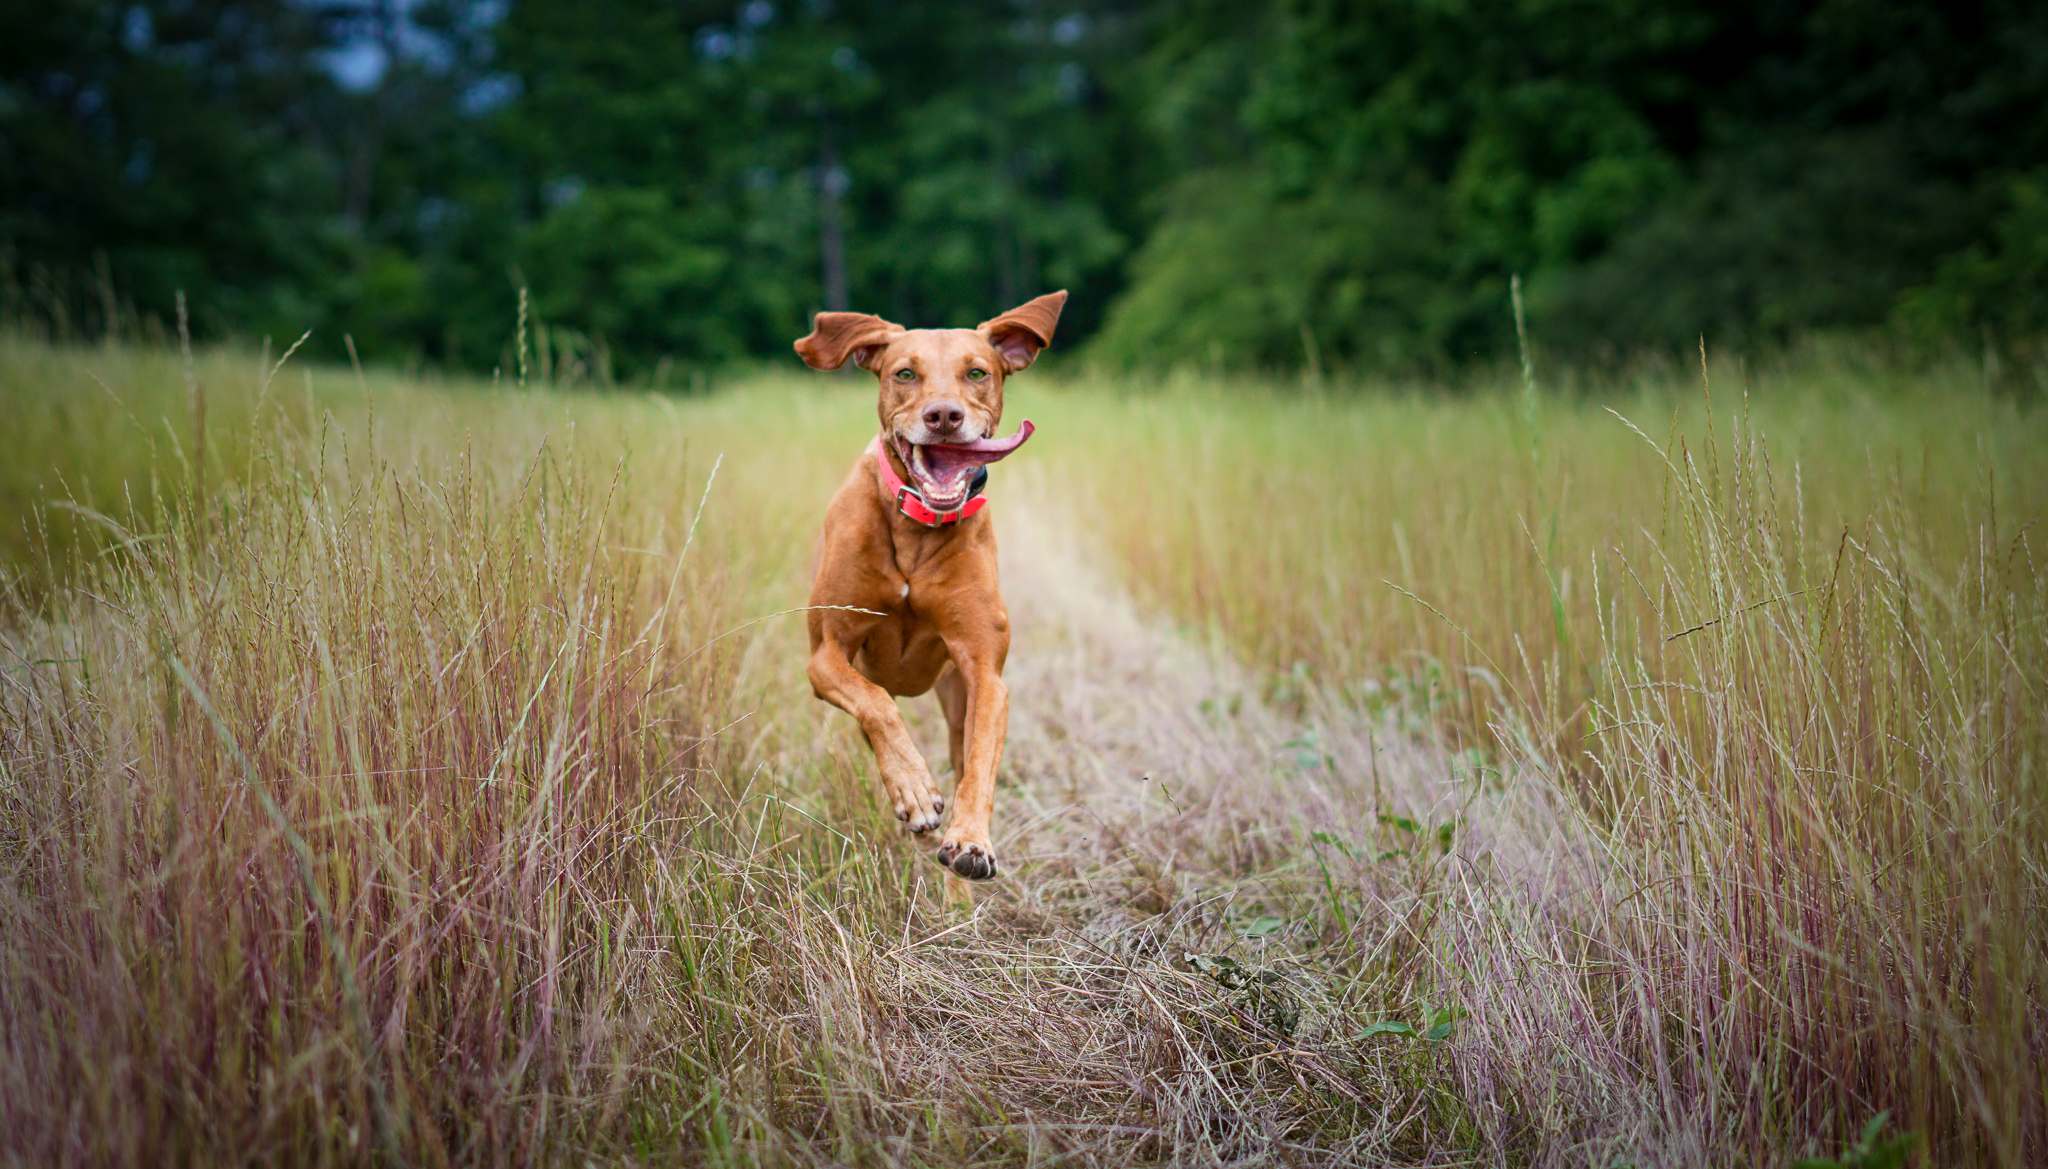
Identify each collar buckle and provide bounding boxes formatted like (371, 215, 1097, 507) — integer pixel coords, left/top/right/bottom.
(896, 484, 943, 528)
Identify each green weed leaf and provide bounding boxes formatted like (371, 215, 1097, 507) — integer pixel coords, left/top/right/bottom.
(1357, 1021, 1416, 1040)
(1309, 831, 1357, 859)
(1791, 1111, 1917, 1169)
(1422, 1003, 1468, 1042)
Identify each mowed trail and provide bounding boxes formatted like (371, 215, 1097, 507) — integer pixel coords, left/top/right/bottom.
(966, 463, 1465, 886)
(746, 463, 1666, 1164)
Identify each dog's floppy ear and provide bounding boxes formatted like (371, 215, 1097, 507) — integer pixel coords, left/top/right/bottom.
(976, 290, 1067, 372)
(795, 312, 905, 371)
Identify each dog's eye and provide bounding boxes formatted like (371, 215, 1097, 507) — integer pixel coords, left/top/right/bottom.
(966, 368, 988, 381)
(894, 368, 916, 381)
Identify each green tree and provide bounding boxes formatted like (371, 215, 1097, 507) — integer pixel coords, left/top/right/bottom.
(8, 0, 2045, 376)
(475, 0, 1141, 377)
(1094, 0, 2048, 372)
(0, 0, 346, 337)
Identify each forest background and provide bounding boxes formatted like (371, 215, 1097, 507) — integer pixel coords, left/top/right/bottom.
(6, 0, 2048, 381)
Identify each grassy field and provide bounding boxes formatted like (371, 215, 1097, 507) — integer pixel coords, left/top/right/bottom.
(1, 330, 2041, 1167)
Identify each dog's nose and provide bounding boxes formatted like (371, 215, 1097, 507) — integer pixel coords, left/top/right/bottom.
(922, 401, 967, 435)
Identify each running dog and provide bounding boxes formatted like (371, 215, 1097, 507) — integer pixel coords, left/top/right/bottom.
(793, 291, 1066, 879)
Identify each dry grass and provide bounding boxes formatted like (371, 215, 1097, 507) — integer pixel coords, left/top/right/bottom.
(1037, 356, 2048, 1164)
(1, 330, 2042, 1166)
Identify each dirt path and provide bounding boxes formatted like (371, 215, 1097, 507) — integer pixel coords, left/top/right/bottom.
(962, 471, 1651, 1163)
(971, 464, 1466, 887)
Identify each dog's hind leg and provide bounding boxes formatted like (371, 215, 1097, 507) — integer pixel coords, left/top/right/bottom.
(933, 648, 1008, 881)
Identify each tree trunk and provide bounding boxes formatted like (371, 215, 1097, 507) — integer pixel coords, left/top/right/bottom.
(818, 126, 850, 312)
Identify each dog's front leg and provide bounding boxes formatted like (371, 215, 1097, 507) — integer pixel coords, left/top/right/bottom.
(935, 643, 1008, 880)
(807, 642, 946, 833)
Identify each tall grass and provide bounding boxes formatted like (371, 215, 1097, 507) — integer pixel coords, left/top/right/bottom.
(1041, 357, 2041, 739)
(1039, 356, 2047, 1163)
(1565, 398, 2046, 1165)
(2, 329, 2042, 1165)
(0, 335, 773, 1161)
(0, 334, 280, 571)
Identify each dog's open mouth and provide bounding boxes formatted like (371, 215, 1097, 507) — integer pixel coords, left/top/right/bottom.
(892, 421, 1035, 510)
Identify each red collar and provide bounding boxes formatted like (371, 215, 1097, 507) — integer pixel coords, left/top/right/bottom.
(868, 436, 989, 527)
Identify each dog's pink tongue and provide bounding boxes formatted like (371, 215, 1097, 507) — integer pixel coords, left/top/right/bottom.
(926, 420, 1035, 468)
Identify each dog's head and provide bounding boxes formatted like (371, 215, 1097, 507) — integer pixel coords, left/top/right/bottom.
(795, 291, 1065, 513)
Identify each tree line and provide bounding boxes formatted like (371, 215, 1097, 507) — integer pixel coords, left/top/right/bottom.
(5, 0, 2046, 380)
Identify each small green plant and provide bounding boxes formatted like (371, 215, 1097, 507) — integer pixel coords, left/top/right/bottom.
(1358, 1002, 1468, 1044)
(1377, 812, 1458, 857)
(1282, 728, 1330, 770)
(1242, 915, 1287, 938)
(1790, 1112, 1917, 1169)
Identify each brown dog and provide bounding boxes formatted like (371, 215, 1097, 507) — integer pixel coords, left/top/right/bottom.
(793, 291, 1066, 880)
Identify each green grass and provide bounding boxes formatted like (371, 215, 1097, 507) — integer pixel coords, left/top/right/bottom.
(1, 330, 2041, 1166)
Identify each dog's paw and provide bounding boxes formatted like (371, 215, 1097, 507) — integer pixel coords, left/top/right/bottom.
(896, 792, 945, 834)
(936, 838, 999, 881)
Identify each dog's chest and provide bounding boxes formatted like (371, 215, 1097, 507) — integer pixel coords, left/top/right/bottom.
(882, 525, 977, 599)
(880, 575, 936, 625)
